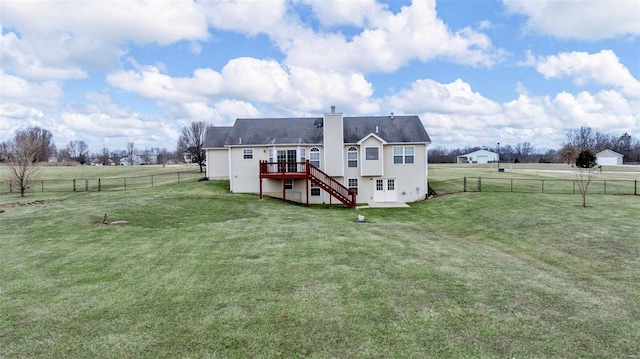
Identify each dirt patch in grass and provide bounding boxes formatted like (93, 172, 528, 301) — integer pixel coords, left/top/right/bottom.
(1, 199, 50, 207)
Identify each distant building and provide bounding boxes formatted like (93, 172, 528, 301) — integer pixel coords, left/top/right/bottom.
(120, 150, 158, 165)
(596, 149, 623, 166)
(457, 150, 499, 164)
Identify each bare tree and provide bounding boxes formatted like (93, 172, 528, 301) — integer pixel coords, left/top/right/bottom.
(514, 142, 535, 162)
(127, 142, 135, 165)
(25, 126, 57, 162)
(67, 140, 89, 164)
(574, 149, 598, 208)
(177, 121, 210, 173)
(97, 147, 110, 165)
(559, 143, 578, 164)
(0, 141, 10, 162)
(3, 129, 42, 197)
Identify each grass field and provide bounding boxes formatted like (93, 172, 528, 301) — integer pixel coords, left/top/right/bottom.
(1, 165, 639, 357)
(0, 164, 204, 194)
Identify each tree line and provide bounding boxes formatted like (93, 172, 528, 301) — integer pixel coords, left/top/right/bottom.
(429, 127, 640, 164)
(1, 122, 211, 196)
(0, 126, 205, 166)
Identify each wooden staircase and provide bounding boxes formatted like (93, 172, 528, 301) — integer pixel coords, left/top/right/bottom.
(259, 160, 356, 208)
(306, 162, 356, 209)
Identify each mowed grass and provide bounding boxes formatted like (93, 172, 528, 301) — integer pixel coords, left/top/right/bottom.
(1, 172, 640, 357)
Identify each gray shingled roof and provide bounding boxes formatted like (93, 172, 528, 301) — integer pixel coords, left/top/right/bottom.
(203, 126, 233, 148)
(344, 116, 430, 143)
(203, 115, 430, 148)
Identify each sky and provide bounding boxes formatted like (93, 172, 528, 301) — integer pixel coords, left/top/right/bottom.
(1, 0, 639, 153)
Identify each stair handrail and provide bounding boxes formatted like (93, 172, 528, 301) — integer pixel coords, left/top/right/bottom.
(306, 160, 356, 208)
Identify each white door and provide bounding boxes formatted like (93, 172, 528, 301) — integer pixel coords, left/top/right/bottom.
(373, 178, 397, 202)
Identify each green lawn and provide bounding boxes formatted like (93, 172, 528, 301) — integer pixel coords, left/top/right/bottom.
(1, 168, 639, 357)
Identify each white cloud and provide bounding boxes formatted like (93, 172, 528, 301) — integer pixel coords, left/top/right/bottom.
(221, 57, 292, 103)
(387, 78, 502, 115)
(280, 0, 505, 72)
(202, 0, 287, 35)
(1, 0, 208, 44)
(288, 66, 378, 113)
(166, 100, 259, 127)
(503, 0, 640, 40)
(107, 57, 379, 115)
(57, 111, 177, 150)
(107, 65, 224, 103)
(0, 71, 63, 107)
(1, 31, 90, 80)
(302, 0, 389, 27)
(395, 79, 638, 150)
(1, 0, 208, 80)
(526, 50, 640, 98)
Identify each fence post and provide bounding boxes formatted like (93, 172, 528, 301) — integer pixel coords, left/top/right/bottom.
(73, 179, 76, 192)
(573, 180, 576, 194)
(510, 179, 513, 192)
(635, 179, 637, 195)
(604, 180, 606, 195)
(124, 178, 127, 190)
(85, 179, 89, 192)
(478, 177, 481, 192)
(463, 177, 467, 192)
(41, 180, 44, 192)
(98, 178, 101, 192)
(542, 179, 544, 194)
(178, 172, 180, 184)
(9, 181, 12, 193)
(151, 175, 154, 188)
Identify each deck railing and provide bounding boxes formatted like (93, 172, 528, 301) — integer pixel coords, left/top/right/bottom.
(259, 160, 356, 208)
(306, 163, 356, 208)
(259, 160, 306, 175)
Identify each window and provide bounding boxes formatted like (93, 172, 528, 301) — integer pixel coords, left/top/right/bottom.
(365, 147, 379, 161)
(348, 178, 358, 195)
(387, 179, 395, 191)
(347, 147, 358, 168)
(310, 147, 320, 167)
(310, 182, 320, 196)
(393, 146, 414, 164)
(243, 149, 254, 159)
(284, 179, 293, 190)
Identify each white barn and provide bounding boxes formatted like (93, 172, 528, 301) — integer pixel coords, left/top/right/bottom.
(457, 150, 499, 164)
(596, 149, 623, 166)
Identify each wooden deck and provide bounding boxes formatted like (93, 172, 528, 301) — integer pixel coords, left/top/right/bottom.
(258, 160, 356, 208)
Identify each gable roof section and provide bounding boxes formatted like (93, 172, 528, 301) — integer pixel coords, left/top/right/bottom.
(356, 132, 387, 145)
(203, 115, 430, 147)
(596, 149, 623, 158)
(203, 126, 233, 148)
(460, 149, 498, 157)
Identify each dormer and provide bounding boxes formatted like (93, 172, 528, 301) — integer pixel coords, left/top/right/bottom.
(357, 133, 386, 176)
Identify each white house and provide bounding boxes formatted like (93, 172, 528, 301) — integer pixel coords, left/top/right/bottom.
(457, 150, 499, 164)
(204, 110, 431, 207)
(596, 149, 624, 166)
(120, 150, 158, 165)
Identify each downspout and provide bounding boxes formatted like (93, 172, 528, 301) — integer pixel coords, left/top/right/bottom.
(227, 146, 233, 193)
(205, 149, 210, 179)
